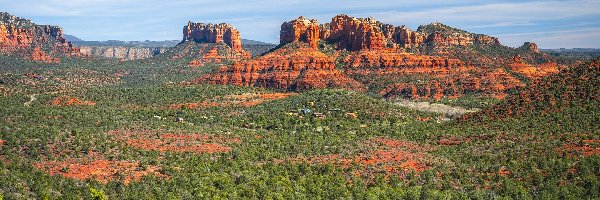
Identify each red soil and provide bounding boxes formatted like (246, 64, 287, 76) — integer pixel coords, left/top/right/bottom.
(169, 93, 296, 109)
(50, 96, 96, 106)
(498, 166, 511, 176)
(560, 139, 600, 157)
(34, 151, 168, 185)
(108, 130, 241, 154)
(188, 59, 204, 67)
(282, 137, 441, 179)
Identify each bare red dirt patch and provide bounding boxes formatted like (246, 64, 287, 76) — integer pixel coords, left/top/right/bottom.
(50, 96, 96, 106)
(34, 151, 168, 185)
(169, 93, 296, 109)
(560, 139, 600, 157)
(281, 137, 447, 179)
(108, 130, 241, 154)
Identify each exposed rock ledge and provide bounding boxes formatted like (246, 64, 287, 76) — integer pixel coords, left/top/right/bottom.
(78, 46, 168, 60)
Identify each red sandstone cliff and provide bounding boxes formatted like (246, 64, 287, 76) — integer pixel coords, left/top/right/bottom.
(339, 49, 524, 99)
(198, 14, 555, 100)
(183, 22, 245, 54)
(324, 15, 386, 51)
(280, 15, 386, 51)
(0, 12, 81, 63)
(199, 42, 364, 91)
(279, 15, 502, 52)
(280, 17, 320, 49)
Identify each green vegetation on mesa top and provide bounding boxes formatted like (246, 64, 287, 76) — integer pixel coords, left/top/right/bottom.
(417, 22, 472, 35)
(0, 12, 37, 28)
(0, 53, 598, 199)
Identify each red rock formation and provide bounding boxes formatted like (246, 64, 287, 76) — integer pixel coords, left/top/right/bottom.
(380, 25, 427, 48)
(280, 16, 320, 48)
(521, 42, 539, 53)
(467, 58, 600, 121)
(0, 12, 81, 63)
(280, 15, 387, 51)
(324, 15, 386, 51)
(188, 59, 203, 67)
(378, 67, 524, 100)
(509, 55, 561, 80)
(338, 49, 523, 99)
(196, 14, 547, 101)
(512, 54, 523, 63)
(183, 21, 245, 54)
(31, 47, 60, 63)
(199, 42, 364, 91)
(379, 22, 500, 49)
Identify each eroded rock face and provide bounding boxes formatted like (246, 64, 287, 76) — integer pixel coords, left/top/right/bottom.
(280, 16, 320, 49)
(198, 14, 555, 100)
(0, 12, 81, 63)
(183, 22, 244, 54)
(198, 42, 364, 91)
(468, 58, 600, 120)
(509, 54, 562, 79)
(325, 15, 386, 51)
(279, 15, 502, 52)
(78, 46, 167, 60)
(341, 49, 524, 99)
(520, 42, 539, 53)
(380, 25, 427, 48)
(280, 15, 386, 51)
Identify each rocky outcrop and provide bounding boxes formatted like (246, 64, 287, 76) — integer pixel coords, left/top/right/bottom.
(78, 46, 167, 60)
(279, 15, 501, 52)
(0, 12, 81, 63)
(509, 54, 561, 79)
(198, 42, 364, 91)
(468, 57, 600, 120)
(280, 17, 320, 48)
(380, 25, 427, 48)
(177, 21, 249, 62)
(197, 14, 553, 100)
(414, 23, 500, 47)
(519, 42, 539, 53)
(324, 15, 386, 51)
(341, 49, 524, 99)
(183, 22, 244, 54)
(280, 15, 386, 51)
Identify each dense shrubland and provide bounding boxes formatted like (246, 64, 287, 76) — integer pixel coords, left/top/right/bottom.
(0, 54, 598, 199)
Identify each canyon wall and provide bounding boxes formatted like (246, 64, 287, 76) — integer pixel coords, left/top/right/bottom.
(0, 12, 81, 63)
(78, 46, 168, 60)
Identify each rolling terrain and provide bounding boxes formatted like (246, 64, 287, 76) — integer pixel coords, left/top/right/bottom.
(0, 12, 598, 199)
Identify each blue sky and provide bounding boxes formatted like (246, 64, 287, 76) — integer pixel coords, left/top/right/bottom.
(2, 0, 599, 48)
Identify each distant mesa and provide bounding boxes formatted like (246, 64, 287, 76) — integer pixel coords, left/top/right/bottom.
(0, 12, 82, 63)
(167, 21, 251, 65)
(182, 21, 248, 56)
(63, 34, 84, 42)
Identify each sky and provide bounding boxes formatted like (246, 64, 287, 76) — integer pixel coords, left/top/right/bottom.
(1, 0, 599, 48)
